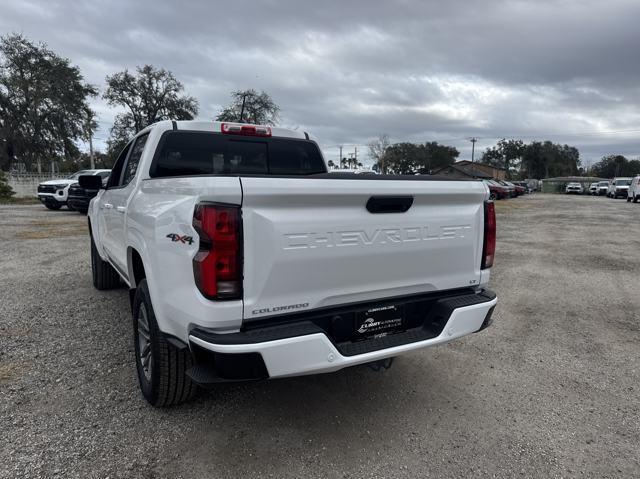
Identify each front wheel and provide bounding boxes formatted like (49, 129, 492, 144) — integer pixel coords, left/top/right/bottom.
(634, 196, 639, 203)
(44, 202, 62, 210)
(627, 197, 632, 203)
(133, 279, 198, 407)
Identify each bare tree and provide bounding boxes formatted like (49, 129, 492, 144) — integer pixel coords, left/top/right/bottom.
(368, 134, 391, 174)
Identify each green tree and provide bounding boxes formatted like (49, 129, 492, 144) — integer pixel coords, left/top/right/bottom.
(374, 141, 458, 175)
(381, 143, 422, 174)
(481, 139, 525, 178)
(0, 33, 97, 171)
(519, 141, 580, 178)
(216, 89, 280, 125)
(104, 65, 198, 162)
(0, 170, 14, 198)
(590, 155, 639, 178)
(419, 141, 459, 173)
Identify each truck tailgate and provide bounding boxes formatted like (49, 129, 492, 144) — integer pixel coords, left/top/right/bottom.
(240, 177, 487, 321)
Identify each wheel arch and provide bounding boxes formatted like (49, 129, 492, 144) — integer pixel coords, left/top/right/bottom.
(127, 246, 146, 311)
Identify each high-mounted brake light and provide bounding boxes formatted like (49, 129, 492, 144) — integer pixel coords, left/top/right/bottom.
(192, 204, 242, 300)
(481, 201, 496, 269)
(220, 122, 272, 137)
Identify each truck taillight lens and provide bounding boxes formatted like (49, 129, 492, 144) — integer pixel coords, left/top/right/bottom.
(192, 204, 242, 300)
(481, 201, 496, 269)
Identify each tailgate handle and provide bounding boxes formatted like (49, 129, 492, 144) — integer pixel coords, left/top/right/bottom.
(366, 196, 414, 214)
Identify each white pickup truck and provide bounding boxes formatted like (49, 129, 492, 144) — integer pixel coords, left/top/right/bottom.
(80, 120, 497, 406)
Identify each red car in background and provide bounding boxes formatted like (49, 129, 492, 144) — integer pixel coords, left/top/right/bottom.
(512, 183, 526, 196)
(483, 179, 510, 200)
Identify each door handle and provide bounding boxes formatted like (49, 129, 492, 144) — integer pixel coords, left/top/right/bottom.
(116, 206, 126, 214)
(366, 196, 414, 213)
(103, 203, 113, 209)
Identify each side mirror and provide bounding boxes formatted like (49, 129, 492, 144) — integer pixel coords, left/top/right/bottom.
(79, 175, 104, 190)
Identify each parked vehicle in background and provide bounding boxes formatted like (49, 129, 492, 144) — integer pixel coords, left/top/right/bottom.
(483, 179, 509, 200)
(565, 182, 583, 194)
(596, 181, 610, 196)
(512, 181, 531, 194)
(512, 183, 526, 196)
(607, 177, 632, 198)
(67, 172, 110, 213)
(589, 182, 598, 195)
(627, 175, 640, 203)
(497, 180, 516, 197)
(37, 169, 111, 210)
(83, 120, 498, 407)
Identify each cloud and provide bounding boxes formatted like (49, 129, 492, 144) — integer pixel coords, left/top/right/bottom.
(1, 0, 639, 164)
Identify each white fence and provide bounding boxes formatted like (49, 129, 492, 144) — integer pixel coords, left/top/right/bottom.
(8, 172, 71, 197)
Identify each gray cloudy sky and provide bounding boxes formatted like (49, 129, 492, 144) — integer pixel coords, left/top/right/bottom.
(2, 0, 640, 166)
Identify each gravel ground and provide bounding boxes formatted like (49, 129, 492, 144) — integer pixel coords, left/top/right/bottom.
(1, 194, 639, 479)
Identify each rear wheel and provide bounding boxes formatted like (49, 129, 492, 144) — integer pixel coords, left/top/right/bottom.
(634, 196, 639, 203)
(91, 235, 120, 290)
(133, 279, 197, 406)
(627, 196, 632, 203)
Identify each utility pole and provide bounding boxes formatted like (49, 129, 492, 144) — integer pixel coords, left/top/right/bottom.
(354, 146, 358, 167)
(470, 137, 478, 163)
(338, 145, 342, 169)
(88, 130, 95, 169)
(239, 93, 247, 123)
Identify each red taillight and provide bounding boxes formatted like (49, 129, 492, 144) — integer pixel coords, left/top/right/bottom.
(481, 201, 496, 269)
(220, 122, 272, 137)
(193, 204, 242, 299)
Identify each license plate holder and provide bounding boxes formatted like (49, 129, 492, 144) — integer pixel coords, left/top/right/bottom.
(354, 305, 405, 339)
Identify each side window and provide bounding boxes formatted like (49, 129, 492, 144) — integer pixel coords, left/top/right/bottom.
(121, 134, 149, 186)
(106, 142, 133, 189)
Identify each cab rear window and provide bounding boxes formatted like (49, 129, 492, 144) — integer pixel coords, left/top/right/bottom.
(149, 131, 326, 177)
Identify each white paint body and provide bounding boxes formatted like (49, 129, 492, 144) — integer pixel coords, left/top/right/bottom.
(608, 177, 632, 198)
(88, 120, 496, 378)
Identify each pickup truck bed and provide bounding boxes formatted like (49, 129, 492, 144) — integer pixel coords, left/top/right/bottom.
(83, 120, 497, 406)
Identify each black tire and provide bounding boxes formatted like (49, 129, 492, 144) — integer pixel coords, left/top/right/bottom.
(90, 235, 120, 290)
(627, 197, 632, 203)
(133, 279, 197, 407)
(489, 192, 497, 201)
(44, 202, 62, 210)
(67, 203, 75, 211)
(634, 196, 639, 203)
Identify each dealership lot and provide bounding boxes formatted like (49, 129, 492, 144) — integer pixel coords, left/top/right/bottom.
(1, 194, 639, 479)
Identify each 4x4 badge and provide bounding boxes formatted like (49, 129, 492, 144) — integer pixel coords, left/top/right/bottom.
(166, 233, 194, 245)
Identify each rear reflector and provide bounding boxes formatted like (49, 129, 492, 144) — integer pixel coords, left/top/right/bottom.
(193, 204, 242, 300)
(221, 122, 272, 137)
(481, 201, 496, 269)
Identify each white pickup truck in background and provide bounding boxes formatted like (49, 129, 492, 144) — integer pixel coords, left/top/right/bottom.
(80, 120, 497, 406)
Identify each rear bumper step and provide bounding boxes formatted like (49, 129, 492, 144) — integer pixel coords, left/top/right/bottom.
(187, 289, 497, 383)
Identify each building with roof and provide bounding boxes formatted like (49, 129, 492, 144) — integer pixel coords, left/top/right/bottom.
(431, 163, 493, 180)
(455, 161, 507, 180)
